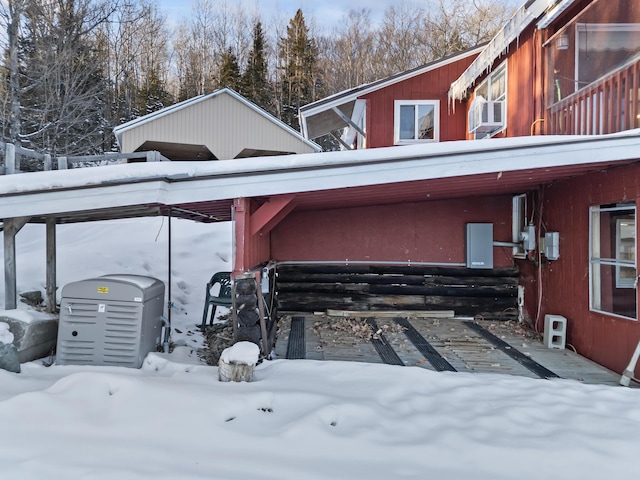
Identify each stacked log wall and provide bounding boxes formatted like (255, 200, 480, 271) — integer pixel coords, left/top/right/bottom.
(276, 264, 519, 319)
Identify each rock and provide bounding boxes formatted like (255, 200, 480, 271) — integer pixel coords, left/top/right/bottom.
(19, 290, 44, 307)
(0, 342, 20, 373)
(236, 325, 261, 345)
(1, 311, 58, 363)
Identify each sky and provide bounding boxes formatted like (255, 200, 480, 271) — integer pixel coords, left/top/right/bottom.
(157, 0, 525, 34)
(1, 216, 640, 479)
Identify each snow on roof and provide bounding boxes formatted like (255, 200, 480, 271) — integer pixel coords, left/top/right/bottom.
(1, 131, 640, 221)
(448, 0, 556, 102)
(113, 88, 320, 152)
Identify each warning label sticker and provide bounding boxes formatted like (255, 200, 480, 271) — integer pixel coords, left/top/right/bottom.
(97, 287, 109, 294)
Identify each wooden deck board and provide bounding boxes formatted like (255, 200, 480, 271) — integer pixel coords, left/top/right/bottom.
(273, 313, 636, 387)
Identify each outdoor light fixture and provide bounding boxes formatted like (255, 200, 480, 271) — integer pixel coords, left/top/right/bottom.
(556, 34, 569, 50)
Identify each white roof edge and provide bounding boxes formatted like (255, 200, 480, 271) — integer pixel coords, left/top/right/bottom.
(113, 88, 321, 152)
(3, 130, 640, 215)
(300, 46, 485, 120)
(537, 0, 576, 29)
(448, 0, 555, 102)
(2, 131, 640, 220)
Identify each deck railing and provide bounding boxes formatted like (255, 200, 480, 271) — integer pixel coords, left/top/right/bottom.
(546, 56, 640, 135)
(0, 142, 168, 175)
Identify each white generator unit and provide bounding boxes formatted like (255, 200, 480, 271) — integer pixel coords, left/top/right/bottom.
(56, 274, 166, 368)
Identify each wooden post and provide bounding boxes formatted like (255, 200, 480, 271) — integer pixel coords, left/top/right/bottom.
(45, 217, 57, 312)
(4, 217, 30, 310)
(233, 198, 249, 276)
(44, 153, 52, 171)
(5, 143, 15, 174)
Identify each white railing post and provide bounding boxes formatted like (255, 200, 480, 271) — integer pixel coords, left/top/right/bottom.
(5, 143, 15, 174)
(44, 153, 52, 171)
(58, 156, 68, 170)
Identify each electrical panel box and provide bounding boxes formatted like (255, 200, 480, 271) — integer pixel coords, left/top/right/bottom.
(544, 232, 560, 260)
(56, 274, 165, 368)
(466, 223, 494, 269)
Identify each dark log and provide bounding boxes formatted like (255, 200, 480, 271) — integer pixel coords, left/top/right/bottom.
(276, 272, 427, 285)
(277, 264, 518, 277)
(370, 284, 517, 297)
(423, 275, 519, 287)
(277, 282, 370, 293)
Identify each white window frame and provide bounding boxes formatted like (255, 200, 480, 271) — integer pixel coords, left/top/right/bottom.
(470, 61, 507, 138)
(393, 100, 440, 145)
(512, 194, 527, 258)
(589, 204, 637, 320)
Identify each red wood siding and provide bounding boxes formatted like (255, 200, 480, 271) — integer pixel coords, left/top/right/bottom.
(464, 24, 540, 139)
(537, 163, 640, 375)
(233, 198, 271, 276)
(505, 26, 540, 137)
(362, 55, 478, 148)
(270, 196, 514, 267)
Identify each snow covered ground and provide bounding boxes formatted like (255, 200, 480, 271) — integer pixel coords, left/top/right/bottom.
(1, 218, 640, 479)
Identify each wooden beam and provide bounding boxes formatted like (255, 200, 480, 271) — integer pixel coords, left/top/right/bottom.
(4, 217, 30, 310)
(45, 217, 56, 312)
(249, 195, 296, 236)
(233, 198, 249, 276)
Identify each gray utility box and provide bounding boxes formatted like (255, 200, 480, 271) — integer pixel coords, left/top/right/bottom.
(56, 274, 165, 368)
(466, 223, 494, 269)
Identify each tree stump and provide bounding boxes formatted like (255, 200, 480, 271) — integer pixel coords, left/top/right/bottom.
(218, 341, 259, 382)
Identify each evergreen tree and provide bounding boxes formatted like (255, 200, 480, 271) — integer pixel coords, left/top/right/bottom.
(241, 21, 272, 113)
(278, 9, 321, 129)
(18, 0, 112, 157)
(218, 47, 241, 91)
(138, 68, 173, 115)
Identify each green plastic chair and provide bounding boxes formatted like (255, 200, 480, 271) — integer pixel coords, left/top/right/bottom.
(200, 272, 233, 332)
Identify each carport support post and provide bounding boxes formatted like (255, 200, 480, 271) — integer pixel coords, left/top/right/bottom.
(45, 217, 56, 312)
(4, 217, 30, 310)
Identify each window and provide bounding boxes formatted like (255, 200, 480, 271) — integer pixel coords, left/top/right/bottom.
(394, 100, 440, 144)
(590, 204, 637, 320)
(576, 23, 640, 91)
(469, 62, 507, 137)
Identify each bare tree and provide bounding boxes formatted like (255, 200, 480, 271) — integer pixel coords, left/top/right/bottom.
(422, 0, 515, 59)
(320, 9, 377, 93)
(375, 2, 427, 77)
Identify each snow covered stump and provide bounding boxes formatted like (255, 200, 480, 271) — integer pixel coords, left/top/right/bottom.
(218, 342, 260, 382)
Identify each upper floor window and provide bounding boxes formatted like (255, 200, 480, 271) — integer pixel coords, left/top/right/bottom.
(394, 100, 440, 144)
(468, 62, 507, 137)
(577, 23, 640, 89)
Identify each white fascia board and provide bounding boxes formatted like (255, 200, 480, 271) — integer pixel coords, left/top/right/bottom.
(449, 0, 553, 101)
(301, 46, 484, 119)
(3, 131, 640, 220)
(537, 0, 577, 29)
